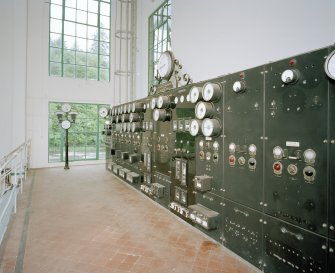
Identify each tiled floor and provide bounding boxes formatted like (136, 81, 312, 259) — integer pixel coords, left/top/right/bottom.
(0, 165, 260, 273)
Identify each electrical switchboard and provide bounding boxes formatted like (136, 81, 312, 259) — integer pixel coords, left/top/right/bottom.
(102, 45, 335, 273)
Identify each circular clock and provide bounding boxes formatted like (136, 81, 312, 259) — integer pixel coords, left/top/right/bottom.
(99, 107, 109, 118)
(157, 51, 175, 80)
(61, 120, 71, 130)
(61, 103, 71, 113)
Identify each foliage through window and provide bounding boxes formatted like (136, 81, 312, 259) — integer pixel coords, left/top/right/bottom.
(148, 0, 171, 89)
(49, 0, 111, 81)
(48, 102, 108, 162)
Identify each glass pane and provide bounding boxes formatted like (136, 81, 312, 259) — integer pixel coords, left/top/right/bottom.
(76, 65, 86, 79)
(100, 15, 110, 29)
(88, 0, 98, 13)
(65, 0, 76, 8)
(51, 0, 62, 4)
(64, 21, 76, 36)
(77, 10, 87, 24)
(76, 23, 87, 38)
(87, 39, 98, 53)
(87, 53, 98, 67)
(50, 33, 62, 48)
(76, 37, 87, 51)
(100, 29, 110, 42)
(87, 26, 98, 39)
(87, 67, 98, 80)
(50, 18, 62, 33)
(87, 12, 98, 26)
(77, 0, 87, 11)
(99, 55, 109, 68)
(63, 35, 74, 49)
(100, 42, 109, 55)
(64, 50, 75, 64)
(76, 52, 86, 65)
(100, 2, 110, 16)
(50, 4, 63, 19)
(65, 7, 76, 21)
(64, 64, 75, 78)
(99, 68, 109, 81)
(50, 47, 62, 62)
(50, 62, 62, 76)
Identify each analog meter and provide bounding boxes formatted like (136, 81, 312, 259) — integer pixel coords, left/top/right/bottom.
(153, 109, 170, 122)
(157, 51, 175, 80)
(99, 107, 109, 118)
(195, 101, 215, 120)
(189, 86, 202, 103)
(189, 119, 202, 136)
(281, 69, 300, 84)
(151, 98, 157, 109)
(157, 96, 171, 109)
(61, 103, 71, 113)
(202, 83, 221, 102)
(61, 120, 71, 130)
(233, 81, 246, 93)
(201, 118, 221, 137)
(325, 50, 335, 80)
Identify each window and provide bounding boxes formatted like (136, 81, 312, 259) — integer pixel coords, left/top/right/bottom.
(148, 0, 171, 89)
(48, 102, 108, 162)
(49, 0, 111, 81)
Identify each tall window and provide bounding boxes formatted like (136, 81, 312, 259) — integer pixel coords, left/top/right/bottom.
(148, 0, 171, 89)
(49, 0, 111, 81)
(48, 102, 108, 162)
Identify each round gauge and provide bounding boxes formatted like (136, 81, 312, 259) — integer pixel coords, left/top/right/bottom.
(61, 120, 71, 129)
(127, 104, 132, 113)
(122, 123, 127, 132)
(195, 101, 215, 120)
(99, 107, 109, 118)
(180, 95, 185, 103)
(281, 69, 299, 84)
(229, 143, 236, 153)
(186, 94, 190, 102)
(131, 122, 141, 133)
(273, 146, 284, 159)
(189, 119, 202, 136)
(129, 113, 141, 122)
(201, 118, 221, 137)
(151, 98, 157, 109)
(233, 81, 246, 93)
(123, 104, 128, 113)
(303, 149, 316, 164)
(248, 144, 257, 155)
(121, 114, 129, 122)
(190, 86, 202, 103)
(174, 97, 179, 104)
(153, 109, 170, 122)
(202, 83, 221, 102)
(213, 141, 219, 150)
(157, 51, 175, 79)
(61, 103, 71, 113)
(157, 96, 170, 109)
(325, 50, 335, 80)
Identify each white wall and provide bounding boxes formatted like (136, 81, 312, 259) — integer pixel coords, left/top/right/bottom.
(137, 0, 335, 93)
(26, 0, 116, 168)
(0, 0, 27, 159)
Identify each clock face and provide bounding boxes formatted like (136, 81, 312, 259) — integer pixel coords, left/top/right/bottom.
(157, 51, 175, 79)
(99, 107, 109, 118)
(61, 120, 71, 130)
(61, 103, 71, 113)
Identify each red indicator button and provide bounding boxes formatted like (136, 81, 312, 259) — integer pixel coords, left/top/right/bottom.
(229, 155, 236, 165)
(274, 163, 281, 171)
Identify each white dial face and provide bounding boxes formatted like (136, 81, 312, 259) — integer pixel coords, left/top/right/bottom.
(123, 105, 128, 113)
(233, 81, 246, 93)
(99, 107, 109, 118)
(325, 50, 335, 80)
(190, 87, 201, 103)
(202, 83, 214, 101)
(174, 97, 179, 104)
(248, 144, 257, 155)
(61, 120, 71, 129)
(213, 141, 219, 150)
(157, 96, 164, 108)
(229, 143, 236, 153)
(131, 103, 136, 113)
(180, 95, 184, 103)
(157, 51, 174, 79)
(127, 104, 132, 113)
(189, 119, 201, 136)
(202, 119, 214, 137)
(303, 149, 316, 164)
(151, 98, 157, 109)
(281, 69, 294, 83)
(61, 103, 71, 113)
(273, 146, 284, 159)
(153, 109, 160, 121)
(195, 101, 213, 120)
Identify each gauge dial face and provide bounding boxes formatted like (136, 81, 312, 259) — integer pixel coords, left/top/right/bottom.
(303, 149, 316, 164)
(151, 98, 157, 109)
(325, 50, 335, 80)
(281, 69, 299, 84)
(195, 101, 214, 120)
(131, 103, 136, 113)
(153, 109, 162, 121)
(61, 120, 71, 129)
(157, 96, 168, 109)
(189, 119, 202, 136)
(123, 105, 128, 113)
(233, 81, 246, 93)
(157, 51, 175, 79)
(273, 146, 284, 159)
(190, 87, 202, 103)
(202, 118, 220, 137)
(248, 144, 257, 155)
(61, 103, 71, 113)
(202, 83, 221, 101)
(99, 107, 109, 118)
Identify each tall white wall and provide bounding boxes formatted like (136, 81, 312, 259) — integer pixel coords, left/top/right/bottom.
(26, 0, 117, 168)
(137, 0, 335, 95)
(0, 0, 27, 159)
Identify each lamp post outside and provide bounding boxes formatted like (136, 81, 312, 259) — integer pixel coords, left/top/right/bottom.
(55, 103, 78, 170)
